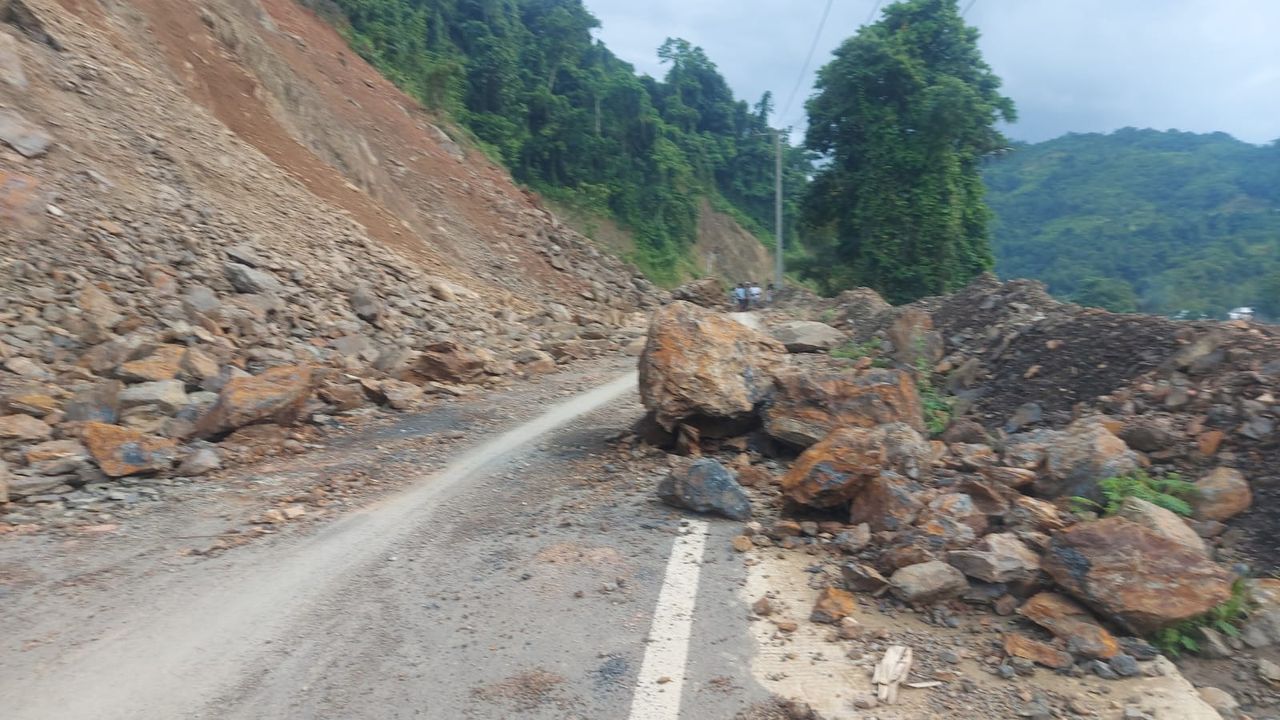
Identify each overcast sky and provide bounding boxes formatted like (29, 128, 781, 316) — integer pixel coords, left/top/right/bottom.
(586, 0, 1280, 145)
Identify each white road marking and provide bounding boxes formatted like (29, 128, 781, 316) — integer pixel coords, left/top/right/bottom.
(627, 519, 711, 720)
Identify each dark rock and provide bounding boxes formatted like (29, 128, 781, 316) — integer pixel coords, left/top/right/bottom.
(656, 459, 751, 521)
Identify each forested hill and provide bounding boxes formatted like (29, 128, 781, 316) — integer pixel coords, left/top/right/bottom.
(304, 0, 806, 284)
(984, 128, 1280, 318)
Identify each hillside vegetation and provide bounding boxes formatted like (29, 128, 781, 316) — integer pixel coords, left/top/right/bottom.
(307, 0, 806, 284)
(985, 128, 1280, 317)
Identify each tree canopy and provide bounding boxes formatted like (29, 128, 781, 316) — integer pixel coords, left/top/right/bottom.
(311, 0, 807, 284)
(798, 0, 1015, 303)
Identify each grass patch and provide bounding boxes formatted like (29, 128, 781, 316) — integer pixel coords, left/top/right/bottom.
(1070, 470, 1198, 517)
(1153, 578, 1251, 656)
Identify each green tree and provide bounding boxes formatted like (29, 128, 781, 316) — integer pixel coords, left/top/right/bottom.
(801, 0, 1015, 302)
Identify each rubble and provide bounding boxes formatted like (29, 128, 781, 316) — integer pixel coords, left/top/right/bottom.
(656, 458, 752, 521)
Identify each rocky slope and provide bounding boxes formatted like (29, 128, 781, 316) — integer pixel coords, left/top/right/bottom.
(0, 0, 659, 508)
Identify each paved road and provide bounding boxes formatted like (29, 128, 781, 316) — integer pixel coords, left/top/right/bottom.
(1, 370, 768, 720)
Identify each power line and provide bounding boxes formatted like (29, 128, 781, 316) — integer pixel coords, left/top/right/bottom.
(778, 0, 836, 124)
(961, 0, 978, 17)
(865, 0, 884, 26)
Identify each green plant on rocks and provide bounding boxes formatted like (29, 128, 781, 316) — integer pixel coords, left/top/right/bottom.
(1070, 470, 1198, 517)
(914, 357, 953, 437)
(1153, 578, 1251, 656)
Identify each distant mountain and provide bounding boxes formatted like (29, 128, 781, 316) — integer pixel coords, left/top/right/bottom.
(983, 128, 1280, 318)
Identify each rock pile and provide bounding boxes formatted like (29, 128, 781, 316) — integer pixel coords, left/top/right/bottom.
(634, 286, 1276, 682)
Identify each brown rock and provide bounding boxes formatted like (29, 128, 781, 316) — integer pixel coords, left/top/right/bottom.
(196, 365, 312, 438)
(810, 587, 857, 623)
(1003, 633, 1073, 669)
(0, 170, 44, 234)
(1008, 496, 1071, 533)
(1197, 430, 1225, 456)
(318, 383, 367, 412)
(0, 413, 52, 445)
(379, 379, 423, 410)
(64, 381, 123, 423)
(77, 284, 124, 332)
(886, 308, 943, 364)
(841, 562, 891, 593)
(1034, 417, 1141, 499)
(770, 321, 845, 353)
(1042, 517, 1235, 634)
(783, 424, 929, 508)
(5, 392, 59, 417)
(731, 535, 753, 552)
(116, 345, 186, 383)
(410, 340, 493, 384)
(81, 422, 177, 477)
(751, 596, 774, 616)
(764, 367, 924, 447)
(1018, 593, 1119, 659)
(947, 532, 1042, 583)
(638, 302, 786, 433)
(1192, 467, 1251, 522)
(849, 471, 925, 531)
(24, 439, 88, 464)
(977, 465, 1037, 489)
(178, 348, 220, 385)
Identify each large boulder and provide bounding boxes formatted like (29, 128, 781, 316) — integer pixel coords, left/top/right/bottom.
(195, 365, 312, 438)
(81, 422, 178, 477)
(410, 340, 492, 384)
(1192, 467, 1251, 521)
(770, 321, 844, 353)
(657, 459, 752, 520)
(886, 308, 943, 364)
(638, 302, 786, 433)
(764, 368, 924, 447)
(1042, 517, 1235, 634)
(782, 423, 929, 509)
(1019, 592, 1119, 660)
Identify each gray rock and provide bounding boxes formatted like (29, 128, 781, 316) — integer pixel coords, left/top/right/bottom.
(1109, 653, 1140, 677)
(0, 32, 27, 89)
(770, 321, 845, 353)
(834, 523, 871, 554)
(349, 285, 383, 323)
(1004, 402, 1043, 433)
(119, 380, 189, 414)
(0, 109, 52, 158)
(226, 244, 266, 268)
(178, 448, 221, 476)
(64, 381, 123, 423)
(890, 560, 969, 604)
(224, 263, 282, 294)
(946, 532, 1042, 583)
(656, 459, 752, 521)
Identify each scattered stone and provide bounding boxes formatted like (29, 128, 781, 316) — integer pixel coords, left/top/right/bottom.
(196, 365, 312, 438)
(841, 562, 891, 594)
(1003, 633, 1073, 669)
(1259, 657, 1280, 685)
(224, 262, 283, 294)
(410, 340, 491, 384)
(0, 413, 52, 445)
(890, 560, 968, 605)
(81, 422, 178, 477)
(178, 448, 222, 476)
(810, 587, 856, 623)
(1032, 417, 1141, 499)
(1042, 517, 1235, 634)
(1114, 496, 1208, 557)
(783, 423, 929, 508)
(833, 523, 871, 554)
(946, 532, 1042, 583)
(731, 535, 753, 552)
(1191, 467, 1251, 522)
(1018, 593, 1119, 659)
(752, 596, 773, 616)
(1109, 653, 1139, 677)
(1197, 687, 1239, 718)
(849, 471, 924, 531)
(656, 459, 751, 521)
(119, 380, 189, 414)
(0, 108, 52, 157)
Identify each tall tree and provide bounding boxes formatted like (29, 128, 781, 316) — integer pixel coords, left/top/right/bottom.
(801, 0, 1014, 302)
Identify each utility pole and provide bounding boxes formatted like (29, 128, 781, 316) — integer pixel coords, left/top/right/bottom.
(774, 129, 784, 289)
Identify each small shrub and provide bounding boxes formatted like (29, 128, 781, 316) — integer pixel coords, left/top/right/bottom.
(914, 357, 953, 437)
(1153, 579, 1250, 656)
(1071, 470, 1198, 517)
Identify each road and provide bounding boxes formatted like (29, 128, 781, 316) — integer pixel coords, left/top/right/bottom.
(0, 362, 770, 720)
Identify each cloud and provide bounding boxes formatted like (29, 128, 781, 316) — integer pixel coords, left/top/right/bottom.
(587, 0, 1280, 144)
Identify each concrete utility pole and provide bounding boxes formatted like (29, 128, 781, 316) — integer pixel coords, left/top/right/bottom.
(774, 129, 784, 289)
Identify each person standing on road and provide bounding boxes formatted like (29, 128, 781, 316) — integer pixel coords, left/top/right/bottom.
(733, 283, 748, 311)
(749, 282, 762, 309)
(765, 282, 776, 306)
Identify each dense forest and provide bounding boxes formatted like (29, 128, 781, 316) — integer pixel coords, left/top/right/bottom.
(306, 0, 809, 283)
(984, 129, 1280, 318)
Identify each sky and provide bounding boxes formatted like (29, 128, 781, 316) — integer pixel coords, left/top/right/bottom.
(585, 0, 1280, 145)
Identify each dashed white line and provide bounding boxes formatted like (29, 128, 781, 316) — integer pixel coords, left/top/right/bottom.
(627, 519, 711, 720)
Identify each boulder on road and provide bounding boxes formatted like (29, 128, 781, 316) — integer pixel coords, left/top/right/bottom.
(890, 560, 968, 605)
(81, 422, 177, 477)
(669, 277, 725, 308)
(195, 365, 312, 438)
(638, 301, 786, 434)
(783, 423, 929, 509)
(764, 368, 924, 447)
(770, 321, 844, 353)
(1192, 467, 1251, 522)
(657, 458, 752, 521)
(1042, 517, 1235, 634)
(810, 587, 857, 623)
